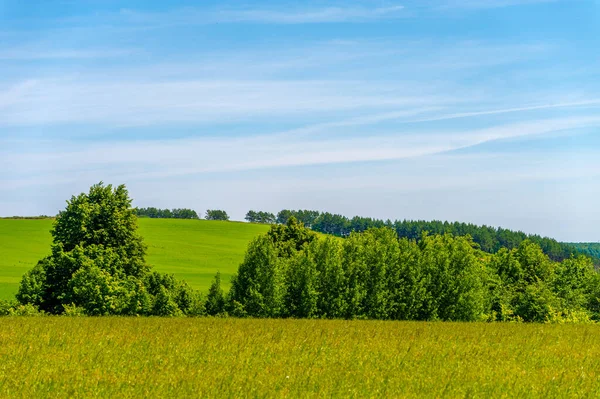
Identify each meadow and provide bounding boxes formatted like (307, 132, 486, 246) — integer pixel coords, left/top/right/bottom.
(0, 219, 269, 300)
(0, 318, 599, 398)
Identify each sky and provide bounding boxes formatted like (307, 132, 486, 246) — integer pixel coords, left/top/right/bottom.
(1, 0, 599, 242)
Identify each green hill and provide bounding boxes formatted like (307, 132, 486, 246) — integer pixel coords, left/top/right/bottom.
(0, 219, 269, 301)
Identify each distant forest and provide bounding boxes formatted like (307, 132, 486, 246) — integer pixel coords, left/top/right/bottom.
(569, 243, 600, 260)
(134, 206, 597, 263)
(274, 209, 597, 264)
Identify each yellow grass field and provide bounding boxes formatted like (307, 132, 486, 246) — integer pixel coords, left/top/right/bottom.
(0, 318, 598, 398)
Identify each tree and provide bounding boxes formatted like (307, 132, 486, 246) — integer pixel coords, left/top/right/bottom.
(16, 182, 201, 316)
(136, 207, 199, 219)
(267, 217, 317, 257)
(417, 234, 486, 321)
(227, 235, 283, 317)
(283, 251, 319, 318)
(245, 210, 275, 224)
(206, 272, 225, 316)
(311, 238, 346, 318)
(205, 210, 230, 221)
(245, 210, 258, 223)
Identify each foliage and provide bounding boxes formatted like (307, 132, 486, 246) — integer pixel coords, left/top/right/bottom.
(205, 209, 230, 221)
(16, 183, 203, 316)
(568, 242, 600, 261)
(245, 210, 276, 224)
(276, 209, 321, 228)
(227, 236, 283, 317)
(136, 207, 199, 219)
(276, 209, 596, 263)
(225, 222, 600, 322)
(205, 272, 225, 316)
(0, 300, 45, 316)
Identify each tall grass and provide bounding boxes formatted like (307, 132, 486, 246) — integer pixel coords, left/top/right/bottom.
(0, 318, 599, 398)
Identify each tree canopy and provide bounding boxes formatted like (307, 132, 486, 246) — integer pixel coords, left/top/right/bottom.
(205, 209, 230, 221)
(245, 210, 276, 224)
(216, 221, 600, 323)
(136, 207, 199, 219)
(275, 209, 595, 263)
(16, 183, 204, 316)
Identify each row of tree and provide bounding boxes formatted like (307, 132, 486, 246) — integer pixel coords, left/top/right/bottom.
(11, 183, 598, 321)
(136, 207, 199, 219)
(136, 207, 231, 221)
(207, 218, 600, 322)
(205, 210, 230, 221)
(274, 210, 593, 263)
(245, 210, 275, 224)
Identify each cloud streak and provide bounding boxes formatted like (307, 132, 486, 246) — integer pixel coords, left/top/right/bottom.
(430, 0, 560, 10)
(3, 116, 599, 183)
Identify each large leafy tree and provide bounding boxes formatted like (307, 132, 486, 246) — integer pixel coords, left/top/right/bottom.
(17, 182, 202, 316)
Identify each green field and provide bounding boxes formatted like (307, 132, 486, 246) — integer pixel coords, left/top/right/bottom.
(0, 318, 598, 398)
(0, 219, 269, 300)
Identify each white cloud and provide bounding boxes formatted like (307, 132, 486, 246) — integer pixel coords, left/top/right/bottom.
(61, 4, 407, 27)
(210, 5, 406, 24)
(430, 0, 560, 10)
(0, 78, 456, 127)
(0, 48, 137, 61)
(3, 116, 599, 184)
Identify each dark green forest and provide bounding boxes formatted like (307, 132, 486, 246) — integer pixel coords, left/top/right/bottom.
(569, 243, 600, 260)
(274, 209, 597, 264)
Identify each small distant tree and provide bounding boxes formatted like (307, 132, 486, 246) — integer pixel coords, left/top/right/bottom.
(246, 210, 275, 224)
(245, 211, 258, 223)
(205, 210, 230, 221)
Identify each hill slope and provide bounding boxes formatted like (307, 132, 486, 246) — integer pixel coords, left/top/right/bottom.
(0, 219, 269, 300)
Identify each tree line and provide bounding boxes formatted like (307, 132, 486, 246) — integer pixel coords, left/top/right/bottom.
(273, 209, 595, 263)
(8, 183, 599, 321)
(136, 207, 199, 219)
(136, 207, 231, 221)
(245, 210, 275, 224)
(207, 218, 600, 322)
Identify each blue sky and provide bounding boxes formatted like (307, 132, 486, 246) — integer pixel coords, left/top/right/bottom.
(1, 0, 599, 242)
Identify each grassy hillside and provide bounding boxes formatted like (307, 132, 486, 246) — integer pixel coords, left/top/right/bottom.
(0, 219, 269, 300)
(1, 318, 600, 397)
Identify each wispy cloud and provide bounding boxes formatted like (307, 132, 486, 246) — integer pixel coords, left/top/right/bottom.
(430, 0, 560, 10)
(3, 115, 599, 182)
(207, 5, 406, 24)
(0, 48, 138, 61)
(0, 77, 458, 127)
(61, 4, 407, 27)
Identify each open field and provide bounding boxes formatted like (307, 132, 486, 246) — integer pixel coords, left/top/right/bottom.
(0, 219, 269, 300)
(0, 318, 599, 398)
